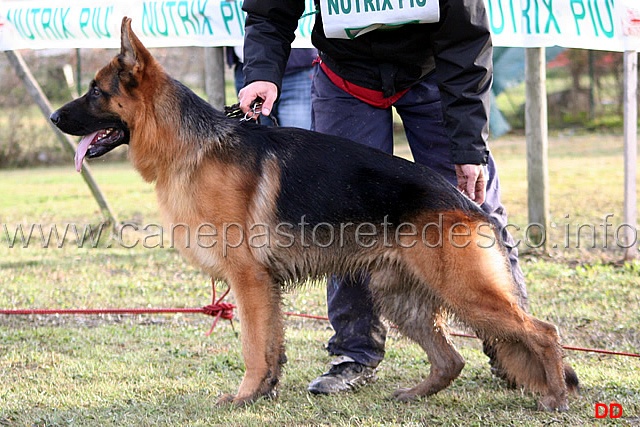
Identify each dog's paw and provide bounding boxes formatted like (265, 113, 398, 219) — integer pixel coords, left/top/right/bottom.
(392, 388, 419, 402)
(537, 395, 569, 412)
(216, 393, 237, 406)
(216, 391, 275, 407)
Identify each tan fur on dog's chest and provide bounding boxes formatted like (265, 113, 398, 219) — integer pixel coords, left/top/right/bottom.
(154, 160, 263, 280)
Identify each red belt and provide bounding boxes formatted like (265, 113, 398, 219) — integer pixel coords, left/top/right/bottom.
(319, 60, 409, 109)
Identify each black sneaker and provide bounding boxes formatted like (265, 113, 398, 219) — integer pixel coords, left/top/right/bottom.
(307, 356, 377, 395)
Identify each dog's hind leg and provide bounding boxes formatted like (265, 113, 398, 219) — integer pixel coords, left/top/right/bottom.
(403, 221, 572, 411)
(459, 277, 570, 410)
(392, 306, 466, 402)
(456, 278, 570, 410)
(217, 266, 285, 406)
(399, 216, 577, 411)
(369, 271, 465, 402)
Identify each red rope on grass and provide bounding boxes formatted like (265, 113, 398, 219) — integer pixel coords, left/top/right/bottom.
(1, 285, 639, 359)
(0, 307, 205, 315)
(202, 279, 235, 336)
(276, 312, 640, 358)
(561, 345, 640, 358)
(0, 278, 237, 336)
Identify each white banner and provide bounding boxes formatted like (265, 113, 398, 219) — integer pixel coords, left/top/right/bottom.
(0, 0, 639, 51)
(487, 0, 640, 51)
(0, 0, 315, 50)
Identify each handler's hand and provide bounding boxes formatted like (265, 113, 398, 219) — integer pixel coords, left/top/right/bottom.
(455, 164, 486, 205)
(238, 81, 278, 119)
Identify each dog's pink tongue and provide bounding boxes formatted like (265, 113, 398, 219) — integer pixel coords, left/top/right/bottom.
(75, 132, 98, 172)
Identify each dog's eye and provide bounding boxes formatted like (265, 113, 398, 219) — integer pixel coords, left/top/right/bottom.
(91, 87, 101, 98)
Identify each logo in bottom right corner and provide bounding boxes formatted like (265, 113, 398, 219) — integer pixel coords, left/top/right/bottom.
(595, 402, 624, 419)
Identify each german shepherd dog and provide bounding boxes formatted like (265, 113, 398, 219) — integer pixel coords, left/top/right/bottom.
(51, 18, 578, 411)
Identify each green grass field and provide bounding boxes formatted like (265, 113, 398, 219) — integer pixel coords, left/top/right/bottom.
(1, 134, 639, 426)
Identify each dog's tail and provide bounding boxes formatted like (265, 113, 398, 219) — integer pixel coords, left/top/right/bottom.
(486, 339, 580, 395)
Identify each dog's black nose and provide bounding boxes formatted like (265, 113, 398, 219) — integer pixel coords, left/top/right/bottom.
(50, 110, 61, 124)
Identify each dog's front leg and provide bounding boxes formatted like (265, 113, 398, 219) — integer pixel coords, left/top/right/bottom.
(217, 267, 285, 406)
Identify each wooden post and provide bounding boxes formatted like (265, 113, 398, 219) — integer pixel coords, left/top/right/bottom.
(204, 47, 226, 109)
(75, 48, 82, 99)
(525, 47, 549, 249)
(5, 50, 119, 229)
(622, 50, 638, 260)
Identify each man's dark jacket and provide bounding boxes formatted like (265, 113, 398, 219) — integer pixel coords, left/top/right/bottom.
(242, 0, 492, 165)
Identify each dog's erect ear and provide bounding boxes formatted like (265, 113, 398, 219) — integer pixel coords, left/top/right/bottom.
(119, 17, 152, 80)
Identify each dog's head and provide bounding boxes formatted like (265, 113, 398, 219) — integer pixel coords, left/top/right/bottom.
(50, 17, 155, 171)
